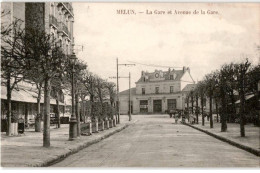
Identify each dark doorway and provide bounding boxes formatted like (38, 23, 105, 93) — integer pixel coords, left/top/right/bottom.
(153, 100, 162, 112)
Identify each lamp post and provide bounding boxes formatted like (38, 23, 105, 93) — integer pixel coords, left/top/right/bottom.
(69, 52, 78, 141)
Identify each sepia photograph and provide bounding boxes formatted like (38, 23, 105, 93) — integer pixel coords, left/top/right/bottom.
(0, 0, 260, 168)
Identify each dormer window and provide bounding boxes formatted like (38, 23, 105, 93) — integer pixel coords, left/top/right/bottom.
(170, 75, 173, 80)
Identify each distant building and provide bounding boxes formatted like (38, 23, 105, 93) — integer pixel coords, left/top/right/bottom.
(119, 67, 195, 114)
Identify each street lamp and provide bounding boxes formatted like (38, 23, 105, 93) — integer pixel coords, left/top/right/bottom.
(69, 52, 78, 141)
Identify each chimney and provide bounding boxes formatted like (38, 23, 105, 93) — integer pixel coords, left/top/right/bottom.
(183, 66, 186, 73)
(141, 71, 145, 76)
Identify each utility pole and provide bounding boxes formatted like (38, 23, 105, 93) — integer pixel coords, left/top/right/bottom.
(129, 72, 132, 121)
(116, 58, 135, 124)
(116, 58, 120, 124)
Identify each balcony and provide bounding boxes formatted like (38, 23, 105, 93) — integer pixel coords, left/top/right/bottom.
(58, 2, 73, 17)
(57, 22, 72, 39)
(49, 15, 58, 28)
(64, 3, 73, 14)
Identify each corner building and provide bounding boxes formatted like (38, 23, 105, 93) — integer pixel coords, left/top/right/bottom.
(1, 2, 74, 125)
(119, 67, 195, 114)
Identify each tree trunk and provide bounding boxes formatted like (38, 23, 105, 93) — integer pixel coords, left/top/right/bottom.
(6, 74, 12, 136)
(191, 96, 194, 114)
(201, 95, 204, 126)
(25, 103, 28, 128)
(81, 98, 86, 123)
(186, 97, 189, 122)
(209, 94, 213, 128)
(216, 101, 219, 123)
(43, 78, 51, 147)
(220, 87, 227, 132)
(239, 91, 245, 137)
(56, 91, 60, 128)
(35, 88, 42, 132)
(75, 92, 81, 137)
(230, 92, 236, 123)
(195, 95, 199, 124)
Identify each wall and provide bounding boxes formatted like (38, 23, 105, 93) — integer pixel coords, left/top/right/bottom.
(180, 71, 195, 91)
(136, 81, 181, 95)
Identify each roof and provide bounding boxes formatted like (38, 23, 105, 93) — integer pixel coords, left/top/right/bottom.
(182, 84, 197, 92)
(136, 69, 186, 83)
(1, 85, 64, 105)
(119, 88, 136, 96)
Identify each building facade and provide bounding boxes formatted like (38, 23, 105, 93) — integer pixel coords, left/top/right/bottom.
(1, 2, 74, 127)
(119, 67, 195, 114)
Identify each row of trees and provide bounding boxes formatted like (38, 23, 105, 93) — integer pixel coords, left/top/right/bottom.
(186, 59, 259, 137)
(1, 16, 117, 147)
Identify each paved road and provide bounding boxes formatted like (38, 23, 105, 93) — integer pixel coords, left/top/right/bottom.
(52, 115, 260, 167)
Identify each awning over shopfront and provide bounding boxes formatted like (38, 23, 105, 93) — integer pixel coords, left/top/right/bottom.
(1, 86, 64, 106)
(235, 94, 258, 104)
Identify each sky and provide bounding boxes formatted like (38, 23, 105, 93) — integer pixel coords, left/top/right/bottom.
(73, 3, 260, 92)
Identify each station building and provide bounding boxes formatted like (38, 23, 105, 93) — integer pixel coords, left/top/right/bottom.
(119, 67, 196, 114)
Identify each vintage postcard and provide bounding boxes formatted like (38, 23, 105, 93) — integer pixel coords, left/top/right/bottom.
(1, 1, 259, 168)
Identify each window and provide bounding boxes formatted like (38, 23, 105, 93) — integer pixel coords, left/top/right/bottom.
(142, 88, 145, 95)
(155, 87, 159, 94)
(170, 75, 173, 80)
(170, 86, 174, 93)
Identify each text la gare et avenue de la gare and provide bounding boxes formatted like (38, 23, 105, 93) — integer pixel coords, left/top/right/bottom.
(117, 9, 219, 15)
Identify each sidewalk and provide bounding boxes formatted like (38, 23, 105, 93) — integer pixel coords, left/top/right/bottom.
(1, 115, 134, 167)
(184, 115, 260, 156)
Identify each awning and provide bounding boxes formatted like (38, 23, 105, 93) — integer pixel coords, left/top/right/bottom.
(1, 85, 64, 106)
(235, 94, 257, 104)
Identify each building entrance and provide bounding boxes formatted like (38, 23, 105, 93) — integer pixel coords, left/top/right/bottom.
(167, 99, 177, 110)
(153, 100, 162, 112)
(140, 100, 148, 113)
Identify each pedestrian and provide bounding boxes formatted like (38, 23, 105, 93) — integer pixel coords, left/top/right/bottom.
(175, 114, 178, 124)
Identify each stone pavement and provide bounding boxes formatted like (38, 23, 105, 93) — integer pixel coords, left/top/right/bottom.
(186, 115, 260, 155)
(1, 115, 132, 167)
(52, 115, 260, 167)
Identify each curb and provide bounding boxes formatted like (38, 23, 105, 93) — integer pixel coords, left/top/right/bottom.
(183, 123, 260, 157)
(28, 123, 130, 167)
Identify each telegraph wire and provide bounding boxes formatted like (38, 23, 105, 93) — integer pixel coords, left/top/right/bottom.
(127, 60, 183, 69)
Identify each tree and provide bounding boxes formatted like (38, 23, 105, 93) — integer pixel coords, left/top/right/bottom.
(197, 81, 206, 126)
(81, 71, 97, 120)
(234, 59, 251, 137)
(1, 19, 26, 136)
(24, 71, 44, 132)
(247, 64, 260, 126)
(193, 86, 200, 124)
(217, 70, 228, 132)
(204, 72, 217, 128)
(221, 63, 236, 122)
(105, 82, 116, 106)
(23, 26, 69, 147)
(74, 61, 87, 136)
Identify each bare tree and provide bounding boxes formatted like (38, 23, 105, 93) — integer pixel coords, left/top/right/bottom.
(234, 59, 251, 137)
(1, 19, 26, 136)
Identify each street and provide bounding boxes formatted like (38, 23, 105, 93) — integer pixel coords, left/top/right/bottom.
(52, 115, 260, 167)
